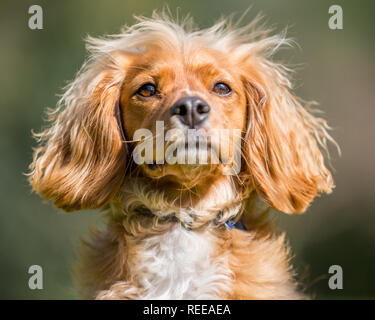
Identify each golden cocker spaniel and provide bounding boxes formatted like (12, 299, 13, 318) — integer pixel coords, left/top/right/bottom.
(29, 13, 335, 299)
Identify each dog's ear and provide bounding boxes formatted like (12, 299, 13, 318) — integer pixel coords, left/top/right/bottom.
(29, 50, 132, 211)
(240, 52, 335, 214)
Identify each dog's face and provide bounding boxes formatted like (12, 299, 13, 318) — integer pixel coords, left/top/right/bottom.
(120, 46, 247, 183)
(29, 17, 334, 215)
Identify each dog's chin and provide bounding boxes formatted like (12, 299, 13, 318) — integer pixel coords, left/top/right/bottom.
(141, 156, 226, 186)
(141, 163, 221, 184)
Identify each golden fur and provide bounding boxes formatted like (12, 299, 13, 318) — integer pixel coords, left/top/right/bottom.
(29, 12, 335, 299)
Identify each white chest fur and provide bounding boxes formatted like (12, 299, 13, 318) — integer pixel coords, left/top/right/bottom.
(135, 225, 232, 299)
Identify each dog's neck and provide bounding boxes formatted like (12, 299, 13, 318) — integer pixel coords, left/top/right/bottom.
(100, 175, 270, 299)
(111, 175, 248, 232)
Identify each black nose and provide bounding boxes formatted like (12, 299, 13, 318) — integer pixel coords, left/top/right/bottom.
(170, 96, 210, 128)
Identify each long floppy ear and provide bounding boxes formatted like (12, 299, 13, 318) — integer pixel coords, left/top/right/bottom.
(240, 45, 335, 214)
(29, 49, 131, 211)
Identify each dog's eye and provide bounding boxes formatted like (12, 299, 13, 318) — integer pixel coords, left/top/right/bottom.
(212, 83, 232, 96)
(136, 83, 157, 97)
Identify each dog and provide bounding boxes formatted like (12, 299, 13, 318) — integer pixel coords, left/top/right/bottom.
(29, 13, 335, 299)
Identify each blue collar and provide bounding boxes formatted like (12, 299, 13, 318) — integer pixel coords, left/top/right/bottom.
(132, 205, 247, 231)
(224, 219, 247, 231)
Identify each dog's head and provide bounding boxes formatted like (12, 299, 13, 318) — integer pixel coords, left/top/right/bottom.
(29, 14, 334, 214)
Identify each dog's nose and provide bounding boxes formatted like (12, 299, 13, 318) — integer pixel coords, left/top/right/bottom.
(170, 96, 210, 128)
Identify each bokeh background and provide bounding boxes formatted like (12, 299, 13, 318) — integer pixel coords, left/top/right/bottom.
(0, 0, 374, 299)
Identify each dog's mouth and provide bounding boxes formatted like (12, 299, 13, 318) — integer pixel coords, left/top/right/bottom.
(139, 141, 232, 181)
(165, 141, 221, 163)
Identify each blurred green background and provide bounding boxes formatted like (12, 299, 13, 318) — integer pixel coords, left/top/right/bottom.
(0, 0, 374, 299)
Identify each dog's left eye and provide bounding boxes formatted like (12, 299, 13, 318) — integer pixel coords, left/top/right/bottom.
(212, 83, 232, 96)
(136, 83, 157, 97)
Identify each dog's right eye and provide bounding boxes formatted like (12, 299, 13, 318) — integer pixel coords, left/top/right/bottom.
(136, 83, 157, 97)
(212, 82, 232, 96)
